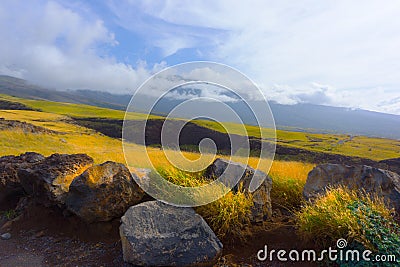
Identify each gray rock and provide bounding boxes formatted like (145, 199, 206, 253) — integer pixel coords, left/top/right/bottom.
(205, 158, 272, 222)
(0, 152, 45, 202)
(1, 232, 11, 240)
(66, 162, 147, 223)
(303, 164, 400, 212)
(18, 153, 93, 206)
(120, 201, 223, 266)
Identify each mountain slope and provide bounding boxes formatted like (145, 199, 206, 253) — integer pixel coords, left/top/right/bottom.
(0, 75, 128, 110)
(1, 75, 399, 139)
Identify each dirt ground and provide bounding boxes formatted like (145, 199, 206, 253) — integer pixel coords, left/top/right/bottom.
(0, 198, 316, 267)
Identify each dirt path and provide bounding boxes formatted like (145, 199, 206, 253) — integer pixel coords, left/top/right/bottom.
(0, 237, 44, 267)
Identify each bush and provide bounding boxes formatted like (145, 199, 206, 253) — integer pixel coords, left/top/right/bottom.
(296, 186, 400, 266)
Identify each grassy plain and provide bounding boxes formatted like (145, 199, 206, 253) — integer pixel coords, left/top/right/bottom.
(2, 94, 398, 161)
(0, 94, 399, 245)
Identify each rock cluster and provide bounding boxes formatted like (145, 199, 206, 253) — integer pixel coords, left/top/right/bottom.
(19, 153, 93, 206)
(5, 152, 400, 266)
(0, 152, 146, 223)
(303, 163, 400, 212)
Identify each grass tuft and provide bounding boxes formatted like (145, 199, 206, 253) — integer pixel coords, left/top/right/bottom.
(296, 186, 400, 255)
(196, 189, 253, 240)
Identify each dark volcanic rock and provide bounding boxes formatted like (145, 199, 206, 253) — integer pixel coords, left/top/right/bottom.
(18, 154, 93, 206)
(66, 161, 147, 223)
(205, 158, 272, 223)
(0, 99, 36, 110)
(119, 201, 223, 266)
(0, 152, 45, 202)
(303, 164, 400, 212)
(0, 118, 59, 134)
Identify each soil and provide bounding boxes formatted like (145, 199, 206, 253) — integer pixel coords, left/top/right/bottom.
(0, 198, 318, 267)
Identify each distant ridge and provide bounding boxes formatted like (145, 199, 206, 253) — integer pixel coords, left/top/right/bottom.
(0, 75, 129, 110)
(0, 75, 399, 139)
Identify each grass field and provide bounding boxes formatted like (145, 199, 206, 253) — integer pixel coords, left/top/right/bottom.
(1, 94, 399, 249)
(2, 94, 398, 161)
(194, 119, 400, 160)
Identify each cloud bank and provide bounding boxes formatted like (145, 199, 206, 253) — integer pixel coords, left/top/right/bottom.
(0, 0, 153, 93)
(0, 0, 399, 115)
(108, 0, 400, 114)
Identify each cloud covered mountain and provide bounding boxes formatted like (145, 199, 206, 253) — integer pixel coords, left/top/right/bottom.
(1, 75, 399, 139)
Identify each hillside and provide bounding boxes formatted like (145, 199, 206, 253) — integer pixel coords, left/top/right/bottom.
(0, 75, 127, 110)
(0, 94, 399, 162)
(1, 75, 400, 139)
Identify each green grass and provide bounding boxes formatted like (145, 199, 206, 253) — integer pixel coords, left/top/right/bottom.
(1, 93, 400, 162)
(0, 94, 160, 120)
(194, 119, 400, 161)
(296, 186, 399, 247)
(1, 93, 399, 248)
(0, 209, 17, 220)
(296, 186, 400, 266)
(196, 190, 253, 240)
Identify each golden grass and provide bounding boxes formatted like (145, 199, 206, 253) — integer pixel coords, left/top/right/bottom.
(268, 161, 315, 210)
(0, 110, 93, 133)
(196, 190, 253, 240)
(2, 94, 400, 161)
(0, 115, 315, 240)
(195, 118, 400, 161)
(296, 186, 394, 248)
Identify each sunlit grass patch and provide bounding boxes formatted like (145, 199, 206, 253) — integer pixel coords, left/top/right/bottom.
(196, 190, 253, 240)
(268, 161, 314, 211)
(296, 186, 400, 252)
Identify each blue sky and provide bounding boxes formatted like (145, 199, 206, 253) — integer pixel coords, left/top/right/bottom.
(0, 0, 400, 114)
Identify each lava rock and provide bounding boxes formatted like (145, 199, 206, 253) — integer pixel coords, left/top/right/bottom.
(66, 161, 147, 223)
(120, 201, 223, 266)
(19, 153, 93, 206)
(0, 152, 45, 202)
(303, 163, 400, 212)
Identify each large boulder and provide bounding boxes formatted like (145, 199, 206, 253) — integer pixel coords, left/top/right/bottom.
(18, 153, 93, 206)
(303, 164, 400, 212)
(66, 161, 147, 223)
(205, 158, 272, 223)
(120, 201, 223, 266)
(0, 152, 45, 202)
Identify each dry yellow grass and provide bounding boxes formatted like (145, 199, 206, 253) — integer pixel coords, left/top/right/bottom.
(296, 186, 397, 249)
(0, 114, 315, 240)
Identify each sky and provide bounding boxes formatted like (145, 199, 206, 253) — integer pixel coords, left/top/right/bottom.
(0, 0, 400, 114)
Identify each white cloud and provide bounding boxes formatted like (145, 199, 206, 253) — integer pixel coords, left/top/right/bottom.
(0, 0, 152, 93)
(109, 0, 400, 114)
(1, 0, 399, 115)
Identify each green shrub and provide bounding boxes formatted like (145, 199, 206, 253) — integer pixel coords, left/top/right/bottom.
(296, 186, 400, 266)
